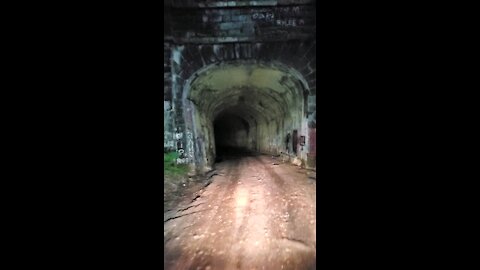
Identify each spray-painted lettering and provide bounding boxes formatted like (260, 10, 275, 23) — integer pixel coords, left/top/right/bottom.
(276, 19, 297, 27)
(186, 131, 194, 160)
(252, 12, 274, 22)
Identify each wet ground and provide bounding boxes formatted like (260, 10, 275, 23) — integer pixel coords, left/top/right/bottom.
(164, 153, 316, 270)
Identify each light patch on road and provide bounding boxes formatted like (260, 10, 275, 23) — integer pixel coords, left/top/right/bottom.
(236, 188, 249, 207)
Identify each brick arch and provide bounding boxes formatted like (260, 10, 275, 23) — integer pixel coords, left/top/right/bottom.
(173, 41, 316, 97)
(183, 60, 311, 99)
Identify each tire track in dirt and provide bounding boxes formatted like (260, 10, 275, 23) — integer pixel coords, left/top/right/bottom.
(164, 154, 316, 270)
(257, 155, 316, 269)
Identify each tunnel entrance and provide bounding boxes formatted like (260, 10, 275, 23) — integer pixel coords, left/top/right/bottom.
(184, 61, 312, 172)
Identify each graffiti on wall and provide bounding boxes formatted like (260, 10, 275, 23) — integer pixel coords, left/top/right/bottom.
(252, 12, 275, 22)
(164, 132, 175, 150)
(172, 128, 195, 164)
(275, 19, 305, 27)
(252, 6, 307, 26)
(277, 6, 301, 15)
(186, 131, 194, 160)
(175, 127, 189, 164)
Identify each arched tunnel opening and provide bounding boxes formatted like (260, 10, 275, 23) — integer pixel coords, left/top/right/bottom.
(185, 61, 312, 172)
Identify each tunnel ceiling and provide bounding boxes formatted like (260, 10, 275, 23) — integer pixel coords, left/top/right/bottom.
(188, 62, 305, 122)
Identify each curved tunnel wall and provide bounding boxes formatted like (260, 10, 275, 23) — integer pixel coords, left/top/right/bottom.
(182, 61, 311, 171)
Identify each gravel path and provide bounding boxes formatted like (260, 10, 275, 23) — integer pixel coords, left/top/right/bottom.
(164, 154, 316, 270)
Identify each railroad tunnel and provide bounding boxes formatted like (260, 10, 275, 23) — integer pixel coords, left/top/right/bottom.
(164, 1, 317, 268)
(185, 61, 312, 171)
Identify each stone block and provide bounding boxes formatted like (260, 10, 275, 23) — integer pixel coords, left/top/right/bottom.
(228, 29, 242, 36)
(223, 43, 236, 60)
(211, 15, 223, 23)
(232, 14, 250, 22)
(240, 22, 255, 35)
(304, 70, 315, 81)
(239, 43, 252, 59)
(213, 44, 225, 61)
(307, 78, 316, 89)
(219, 22, 241, 30)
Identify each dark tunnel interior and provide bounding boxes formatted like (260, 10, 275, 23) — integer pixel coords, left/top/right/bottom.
(213, 111, 254, 161)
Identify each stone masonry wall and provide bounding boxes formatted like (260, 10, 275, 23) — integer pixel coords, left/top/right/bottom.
(165, 1, 315, 43)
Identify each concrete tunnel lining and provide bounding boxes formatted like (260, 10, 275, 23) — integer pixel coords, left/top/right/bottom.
(184, 61, 310, 171)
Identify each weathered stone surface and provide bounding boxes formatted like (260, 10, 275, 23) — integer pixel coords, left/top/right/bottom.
(170, 0, 315, 8)
(165, 4, 315, 43)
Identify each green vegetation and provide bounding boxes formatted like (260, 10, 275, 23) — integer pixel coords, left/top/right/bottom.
(164, 152, 189, 176)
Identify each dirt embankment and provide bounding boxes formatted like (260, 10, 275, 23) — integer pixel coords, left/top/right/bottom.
(164, 170, 217, 214)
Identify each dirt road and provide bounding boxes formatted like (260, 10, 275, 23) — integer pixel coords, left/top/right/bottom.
(164, 154, 316, 270)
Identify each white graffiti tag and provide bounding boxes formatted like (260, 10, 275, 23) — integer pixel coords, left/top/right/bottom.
(186, 131, 194, 160)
